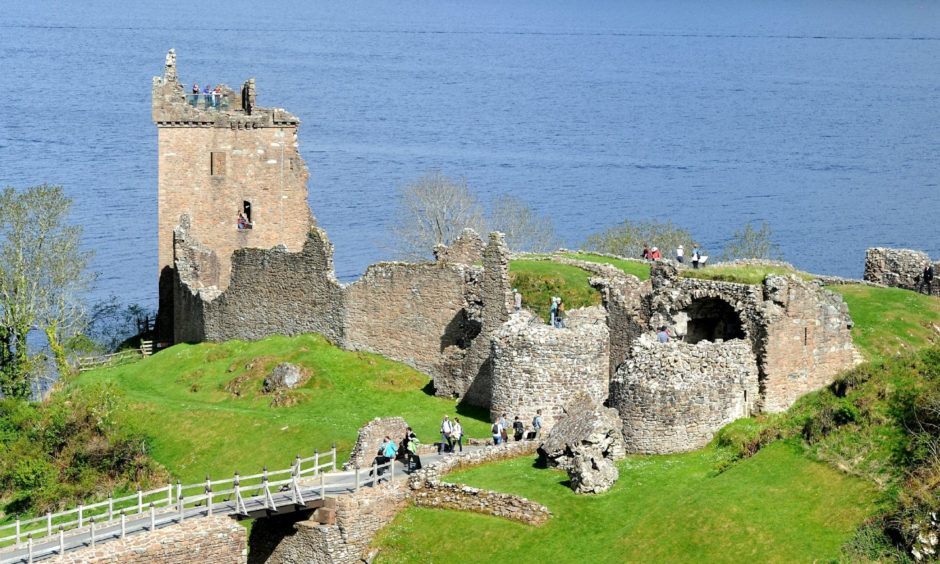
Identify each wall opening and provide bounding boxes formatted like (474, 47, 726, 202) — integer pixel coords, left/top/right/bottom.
(243, 201, 252, 223)
(681, 297, 745, 344)
(238, 201, 253, 230)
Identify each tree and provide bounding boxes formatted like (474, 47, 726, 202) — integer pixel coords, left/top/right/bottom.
(721, 221, 782, 262)
(0, 185, 93, 399)
(390, 172, 485, 260)
(488, 195, 559, 253)
(585, 219, 698, 260)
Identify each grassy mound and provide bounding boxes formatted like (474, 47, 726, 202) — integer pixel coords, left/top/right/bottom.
(75, 334, 491, 483)
(374, 442, 878, 562)
(509, 260, 602, 322)
(681, 263, 811, 285)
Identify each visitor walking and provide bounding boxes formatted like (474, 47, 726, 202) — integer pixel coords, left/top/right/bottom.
(512, 416, 525, 442)
(554, 300, 566, 329)
(532, 409, 543, 440)
(491, 419, 503, 445)
(403, 427, 421, 471)
(513, 288, 522, 312)
(452, 417, 464, 452)
(550, 297, 559, 326)
(676, 245, 684, 263)
(440, 415, 453, 454)
(692, 247, 701, 269)
(920, 262, 934, 295)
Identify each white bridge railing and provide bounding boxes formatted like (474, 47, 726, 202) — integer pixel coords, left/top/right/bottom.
(0, 445, 347, 560)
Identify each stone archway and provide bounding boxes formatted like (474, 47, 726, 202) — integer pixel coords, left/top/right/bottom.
(681, 297, 746, 344)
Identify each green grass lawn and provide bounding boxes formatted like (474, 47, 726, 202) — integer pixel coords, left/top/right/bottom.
(680, 263, 812, 285)
(559, 252, 652, 280)
(74, 334, 491, 483)
(830, 284, 940, 362)
(509, 260, 602, 322)
(374, 442, 880, 563)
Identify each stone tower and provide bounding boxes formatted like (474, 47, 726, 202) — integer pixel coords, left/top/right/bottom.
(152, 49, 314, 342)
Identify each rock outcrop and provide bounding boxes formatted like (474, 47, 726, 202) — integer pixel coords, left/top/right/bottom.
(263, 362, 304, 392)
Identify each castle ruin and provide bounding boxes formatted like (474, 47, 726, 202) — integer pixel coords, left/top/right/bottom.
(155, 52, 861, 455)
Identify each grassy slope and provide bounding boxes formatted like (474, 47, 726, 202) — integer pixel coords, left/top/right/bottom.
(508, 260, 602, 322)
(75, 334, 491, 483)
(831, 285, 940, 362)
(375, 442, 879, 563)
(559, 252, 652, 280)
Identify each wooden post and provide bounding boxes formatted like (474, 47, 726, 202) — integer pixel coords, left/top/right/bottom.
(14, 515, 19, 545)
(372, 462, 378, 486)
(176, 479, 182, 504)
(178, 494, 185, 522)
(77, 503, 84, 528)
(108, 493, 114, 521)
(137, 486, 143, 514)
(26, 534, 33, 564)
(295, 454, 302, 477)
(149, 503, 156, 531)
(89, 517, 96, 548)
(167, 482, 173, 506)
(313, 450, 318, 475)
(206, 475, 213, 517)
(58, 526, 64, 555)
(120, 509, 126, 539)
(331, 443, 337, 471)
(46, 512, 52, 537)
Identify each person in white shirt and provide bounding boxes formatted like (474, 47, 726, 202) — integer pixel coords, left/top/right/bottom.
(440, 415, 454, 454)
(452, 417, 464, 452)
(676, 245, 684, 264)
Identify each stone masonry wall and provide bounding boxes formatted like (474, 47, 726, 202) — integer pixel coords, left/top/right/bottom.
(410, 482, 550, 526)
(611, 338, 760, 454)
(343, 417, 410, 470)
(344, 261, 480, 380)
(46, 515, 246, 563)
(175, 228, 346, 344)
(759, 275, 861, 413)
(865, 247, 939, 297)
(490, 307, 609, 432)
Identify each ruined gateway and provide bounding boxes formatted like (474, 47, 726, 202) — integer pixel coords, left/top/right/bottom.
(155, 52, 860, 454)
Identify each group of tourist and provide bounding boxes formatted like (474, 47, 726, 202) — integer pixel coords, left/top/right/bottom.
(642, 244, 707, 269)
(438, 414, 465, 454)
(490, 409, 543, 445)
(190, 82, 224, 108)
(373, 426, 423, 477)
(549, 297, 566, 328)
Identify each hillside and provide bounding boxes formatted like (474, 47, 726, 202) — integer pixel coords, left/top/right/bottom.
(75, 334, 492, 483)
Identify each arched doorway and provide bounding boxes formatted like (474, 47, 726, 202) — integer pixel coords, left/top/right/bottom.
(681, 297, 745, 344)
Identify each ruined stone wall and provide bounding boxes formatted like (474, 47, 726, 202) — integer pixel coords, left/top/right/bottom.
(490, 307, 610, 432)
(864, 247, 939, 296)
(611, 338, 760, 454)
(344, 261, 481, 380)
(439, 233, 512, 406)
(46, 515, 246, 563)
(759, 275, 860, 413)
(174, 228, 345, 344)
(343, 417, 410, 470)
(257, 483, 408, 564)
(410, 482, 550, 526)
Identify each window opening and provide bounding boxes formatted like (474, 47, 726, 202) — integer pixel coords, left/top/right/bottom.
(680, 297, 745, 344)
(804, 327, 808, 346)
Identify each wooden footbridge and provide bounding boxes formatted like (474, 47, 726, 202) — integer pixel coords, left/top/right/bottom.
(0, 445, 418, 563)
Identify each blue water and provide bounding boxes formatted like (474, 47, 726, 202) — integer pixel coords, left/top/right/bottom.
(1, 0, 938, 311)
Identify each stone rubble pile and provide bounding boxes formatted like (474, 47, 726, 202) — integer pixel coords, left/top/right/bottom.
(538, 392, 626, 494)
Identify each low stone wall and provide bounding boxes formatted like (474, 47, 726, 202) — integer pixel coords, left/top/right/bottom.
(408, 440, 539, 486)
(343, 417, 410, 470)
(411, 482, 550, 526)
(46, 515, 246, 563)
(864, 247, 939, 296)
(611, 338, 759, 454)
(490, 308, 610, 433)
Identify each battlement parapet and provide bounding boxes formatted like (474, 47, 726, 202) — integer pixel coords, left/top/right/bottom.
(152, 49, 299, 128)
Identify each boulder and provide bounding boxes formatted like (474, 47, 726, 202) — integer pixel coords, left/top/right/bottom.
(569, 452, 619, 494)
(538, 392, 626, 471)
(262, 362, 304, 393)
